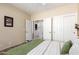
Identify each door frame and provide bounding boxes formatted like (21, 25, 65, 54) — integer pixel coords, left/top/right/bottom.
(51, 18, 53, 41)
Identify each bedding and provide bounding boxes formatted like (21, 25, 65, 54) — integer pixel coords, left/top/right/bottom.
(69, 39, 79, 55)
(60, 40, 72, 54)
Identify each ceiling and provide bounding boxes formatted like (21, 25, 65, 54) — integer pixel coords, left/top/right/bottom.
(11, 3, 70, 15)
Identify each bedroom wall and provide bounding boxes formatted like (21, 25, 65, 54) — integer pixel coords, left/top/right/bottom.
(0, 4, 30, 51)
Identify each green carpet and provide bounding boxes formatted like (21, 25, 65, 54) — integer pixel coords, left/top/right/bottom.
(5, 39, 43, 55)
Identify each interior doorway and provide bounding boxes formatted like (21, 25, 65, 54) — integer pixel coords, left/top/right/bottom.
(33, 20, 43, 40)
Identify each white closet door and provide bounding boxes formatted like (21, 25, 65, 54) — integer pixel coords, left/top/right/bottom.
(26, 20, 32, 40)
(43, 18, 51, 41)
(63, 14, 77, 41)
(53, 13, 77, 42)
(53, 16, 63, 41)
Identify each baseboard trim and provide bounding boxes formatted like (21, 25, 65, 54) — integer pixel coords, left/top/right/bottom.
(0, 42, 26, 52)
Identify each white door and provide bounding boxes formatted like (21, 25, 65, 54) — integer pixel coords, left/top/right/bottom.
(53, 15, 63, 41)
(63, 14, 77, 41)
(26, 20, 32, 40)
(43, 18, 51, 41)
(53, 13, 77, 42)
(38, 21, 43, 39)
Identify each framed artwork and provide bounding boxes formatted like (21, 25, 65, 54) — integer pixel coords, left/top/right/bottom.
(4, 16, 13, 27)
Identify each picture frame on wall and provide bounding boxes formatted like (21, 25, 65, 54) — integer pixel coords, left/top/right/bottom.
(4, 16, 13, 27)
